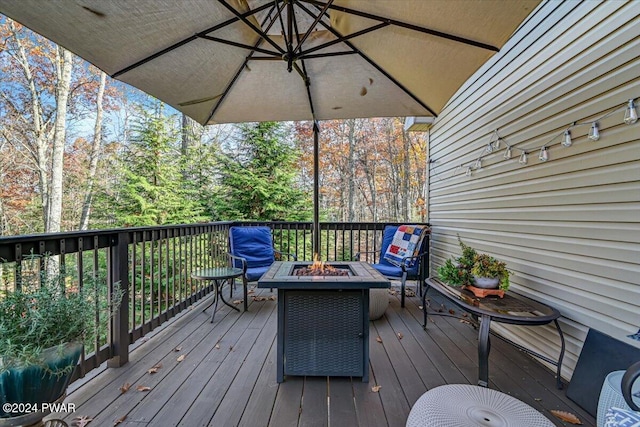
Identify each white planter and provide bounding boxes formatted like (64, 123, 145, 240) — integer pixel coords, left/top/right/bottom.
(473, 276, 500, 289)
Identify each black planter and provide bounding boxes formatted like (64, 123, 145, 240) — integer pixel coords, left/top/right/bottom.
(0, 342, 82, 421)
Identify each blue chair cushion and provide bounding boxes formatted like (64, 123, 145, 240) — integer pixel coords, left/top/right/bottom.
(372, 263, 403, 278)
(246, 265, 271, 282)
(229, 226, 275, 269)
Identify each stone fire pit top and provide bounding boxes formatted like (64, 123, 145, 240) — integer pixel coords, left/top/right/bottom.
(257, 261, 390, 290)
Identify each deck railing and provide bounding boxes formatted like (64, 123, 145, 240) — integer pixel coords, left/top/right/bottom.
(0, 221, 428, 379)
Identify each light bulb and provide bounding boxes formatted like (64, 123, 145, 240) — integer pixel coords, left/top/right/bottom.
(518, 151, 528, 165)
(624, 99, 638, 124)
(588, 122, 600, 141)
(562, 130, 572, 147)
(465, 166, 472, 177)
(493, 137, 501, 149)
(474, 158, 482, 170)
(486, 143, 493, 153)
(539, 147, 549, 162)
(504, 146, 512, 159)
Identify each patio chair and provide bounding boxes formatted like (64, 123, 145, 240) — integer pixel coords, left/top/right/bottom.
(355, 224, 429, 308)
(228, 226, 297, 301)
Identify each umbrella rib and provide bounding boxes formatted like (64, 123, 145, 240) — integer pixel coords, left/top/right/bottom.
(206, 2, 286, 124)
(198, 35, 281, 57)
(291, 4, 317, 120)
(293, 0, 334, 56)
(298, 0, 500, 52)
(112, 1, 274, 78)
(297, 51, 358, 60)
(298, 22, 389, 57)
(297, 1, 437, 116)
(218, 0, 285, 55)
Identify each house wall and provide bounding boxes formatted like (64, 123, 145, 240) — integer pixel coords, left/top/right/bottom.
(427, 0, 640, 380)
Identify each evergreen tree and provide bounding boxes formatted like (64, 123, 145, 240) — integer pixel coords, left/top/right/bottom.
(111, 107, 208, 226)
(214, 122, 311, 221)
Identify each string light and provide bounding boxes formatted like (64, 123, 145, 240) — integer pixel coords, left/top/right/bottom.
(489, 130, 500, 149)
(588, 122, 600, 141)
(518, 151, 528, 164)
(429, 97, 637, 181)
(624, 99, 638, 124)
(539, 147, 549, 162)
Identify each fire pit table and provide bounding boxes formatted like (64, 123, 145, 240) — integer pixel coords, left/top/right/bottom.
(258, 261, 390, 382)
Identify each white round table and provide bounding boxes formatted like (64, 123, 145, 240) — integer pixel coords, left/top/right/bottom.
(406, 384, 554, 427)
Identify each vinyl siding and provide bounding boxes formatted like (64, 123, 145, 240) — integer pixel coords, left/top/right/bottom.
(427, 0, 640, 380)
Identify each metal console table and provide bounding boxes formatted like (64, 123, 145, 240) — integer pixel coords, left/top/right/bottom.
(423, 277, 565, 389)
(258, 261, 390, 383)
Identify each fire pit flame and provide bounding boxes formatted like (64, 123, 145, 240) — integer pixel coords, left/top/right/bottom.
(293, 255, 349, 276)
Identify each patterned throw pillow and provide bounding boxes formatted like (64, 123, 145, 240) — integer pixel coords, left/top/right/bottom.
(604, 407, 640, 427)
(383, 225, 428, 267)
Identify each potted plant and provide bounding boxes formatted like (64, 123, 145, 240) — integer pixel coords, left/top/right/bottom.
(0, 263, 122, 424)
(437, 236, 510, 291)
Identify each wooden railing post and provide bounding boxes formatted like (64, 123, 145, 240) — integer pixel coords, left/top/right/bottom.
(108, 232, 130, 367)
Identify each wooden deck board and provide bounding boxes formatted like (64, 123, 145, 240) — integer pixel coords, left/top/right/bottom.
(48, 283, 596, 427)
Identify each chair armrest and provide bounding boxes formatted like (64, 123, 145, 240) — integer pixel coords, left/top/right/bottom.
(622, 360, 640, 411)
(354, 250, 378, 261)
(274, 250, 297, 261)
(227, 253, 248, 273)
(400, 251, 428, 271)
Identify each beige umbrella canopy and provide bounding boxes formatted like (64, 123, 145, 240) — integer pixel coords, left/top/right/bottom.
(0, 0, 538, 126)
(0, 0, 538, 252)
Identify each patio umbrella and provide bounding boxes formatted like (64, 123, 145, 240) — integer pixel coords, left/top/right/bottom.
(0, 0, 539, 252)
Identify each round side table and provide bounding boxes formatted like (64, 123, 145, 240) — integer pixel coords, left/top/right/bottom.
(406, 384, 554, 427)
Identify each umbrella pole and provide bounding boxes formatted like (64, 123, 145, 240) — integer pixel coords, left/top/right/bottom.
(313, 120, 320, 256)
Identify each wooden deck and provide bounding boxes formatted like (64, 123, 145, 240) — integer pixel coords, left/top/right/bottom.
(50, 284, 595, 427)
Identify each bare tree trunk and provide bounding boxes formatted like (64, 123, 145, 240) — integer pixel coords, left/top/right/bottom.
(402, 126, 410, 221)
(346, 119, 356, 222)
(79, 71, 106, 230)
(10, 21, 51, 229)
(47, 46, 73, 233)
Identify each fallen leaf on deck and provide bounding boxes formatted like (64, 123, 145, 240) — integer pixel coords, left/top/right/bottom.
(120, 383, 131, 394)
(140, 337, 150, 343)
(248, 289, 255, 294)
(176, 354, 186, 362)
(376, 336, 383, 343)
(459, 319, 472, 325)
(136, 385, 151, 392)
(405, 289, 416, 297)
(550, 410, 582, 424)
(418, 306, 423, 310)
(269, 295, 276, 300)
(371, 385, 382, 392)
(397, 332, 404, 340)
(72, 416, 94, 427)
(448, 309, 455, 315)
(215, 343, 221, 349)
(189, 306, 194, 310)
(114, 415, 127, 426)
(147, 363, 162, 374)
(360, 87, 368, 96)
(252, 296, 267, 301)
(174, 346, 182, 352)
(535, 398, 542, 402)
(462, 313, 468, 317)
(233, 299, 243, 304)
